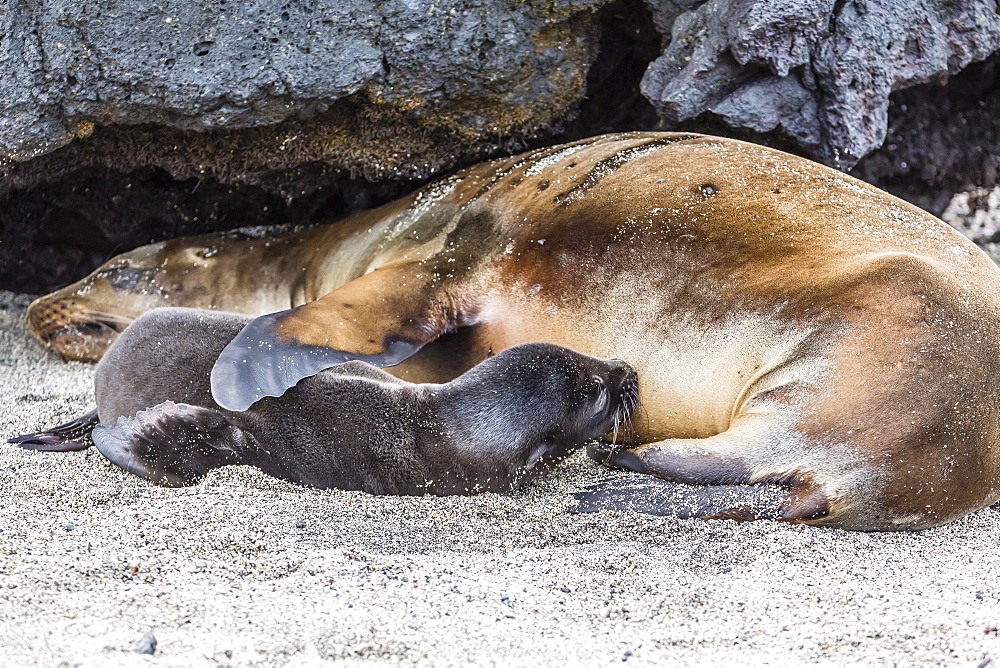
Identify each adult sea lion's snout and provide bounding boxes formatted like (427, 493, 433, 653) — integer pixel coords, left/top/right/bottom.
(25, 230, 310, 363)
(25, 296, 133, 362)
(24, 253, 175, 361)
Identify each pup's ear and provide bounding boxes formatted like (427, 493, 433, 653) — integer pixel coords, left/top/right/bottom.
(525, 438, 556, 470)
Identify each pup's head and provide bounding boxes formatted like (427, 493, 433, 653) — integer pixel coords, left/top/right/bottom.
(444, 343, 640, 474)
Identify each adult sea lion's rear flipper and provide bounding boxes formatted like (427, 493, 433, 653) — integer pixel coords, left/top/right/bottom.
(93, 401, 245, 486)
(8, 409, 99, 452)
(212, 263, 463, 411)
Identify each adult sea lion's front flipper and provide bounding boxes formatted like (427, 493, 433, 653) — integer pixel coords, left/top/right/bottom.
(211, 262, 467, 411)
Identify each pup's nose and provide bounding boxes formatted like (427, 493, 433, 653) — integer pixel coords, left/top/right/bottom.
(608, 358, 628, 371)
(607, 359, 638, 390)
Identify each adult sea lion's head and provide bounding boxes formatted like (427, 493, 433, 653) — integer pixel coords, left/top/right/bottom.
(26, 243, 184, 361)
(26, 230, 283, 362)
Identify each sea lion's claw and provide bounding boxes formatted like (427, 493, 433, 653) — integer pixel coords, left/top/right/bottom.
(211, 308, 422, 411)
(7, 409, 99, 452)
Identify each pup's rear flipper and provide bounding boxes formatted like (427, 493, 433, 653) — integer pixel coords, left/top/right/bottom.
(93, 401, 245, 486)
(8, 409, 99, 452)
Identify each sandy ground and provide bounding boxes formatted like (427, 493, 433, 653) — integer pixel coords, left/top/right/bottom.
(2, 290, 1000, 667)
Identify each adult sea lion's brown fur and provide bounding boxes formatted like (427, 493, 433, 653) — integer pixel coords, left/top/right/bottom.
(23, 132, 1000, 530)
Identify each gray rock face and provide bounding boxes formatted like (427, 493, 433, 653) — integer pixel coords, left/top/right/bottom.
(4, 0, 1000, 295)
(5, 0, 999, 183)
(1, 0, 605, 170)
(641, 0, 1000, 168)
(852, 54, 1000, 216)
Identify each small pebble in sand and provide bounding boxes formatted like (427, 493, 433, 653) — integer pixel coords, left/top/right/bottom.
(133, 631, 157, 655)
(64, 524, 74, 531)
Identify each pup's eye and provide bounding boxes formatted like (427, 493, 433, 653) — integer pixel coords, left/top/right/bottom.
(590, 375, 608, 413)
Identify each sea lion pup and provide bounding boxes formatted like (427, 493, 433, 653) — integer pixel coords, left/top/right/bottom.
(16, 308, 639, 494)
(20, 132, 1000, 529)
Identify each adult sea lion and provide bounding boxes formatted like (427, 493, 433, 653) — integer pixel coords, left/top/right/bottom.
(17, 308, 639, 494)
(21, 132, 1000, 530)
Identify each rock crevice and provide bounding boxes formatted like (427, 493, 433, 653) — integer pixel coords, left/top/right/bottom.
(642, 0, 1000, 168)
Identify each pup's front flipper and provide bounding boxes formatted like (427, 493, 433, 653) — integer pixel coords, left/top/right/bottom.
(93, 401, 246, 486)
(211, 262, 474, 411)
(8, 409, 99, 452)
